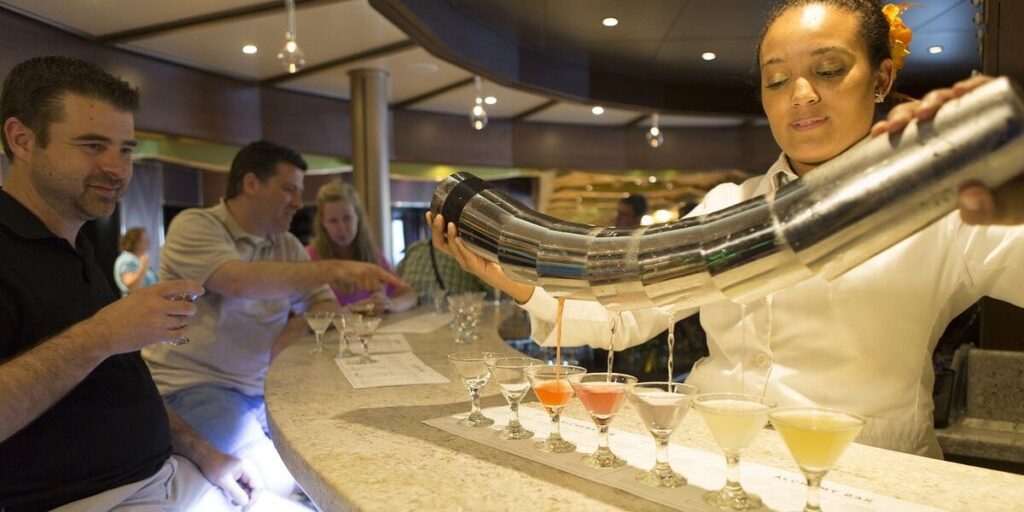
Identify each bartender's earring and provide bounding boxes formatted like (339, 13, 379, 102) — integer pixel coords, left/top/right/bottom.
(874, 92, 886, 103)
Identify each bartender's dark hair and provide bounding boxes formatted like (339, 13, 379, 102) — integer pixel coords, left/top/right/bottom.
(757, 0, 892, 71)
(0, 56, 139, 157)
(225, 140, 308, 199)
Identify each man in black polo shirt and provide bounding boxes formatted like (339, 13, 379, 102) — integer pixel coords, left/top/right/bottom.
(0, 57, 267, 511)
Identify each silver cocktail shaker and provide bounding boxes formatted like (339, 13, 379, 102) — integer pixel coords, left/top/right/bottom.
(431, 77, 1024, 311)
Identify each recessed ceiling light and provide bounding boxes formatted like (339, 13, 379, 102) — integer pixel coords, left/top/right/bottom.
(242, 45, 258, 55)
(602, 17, 619, 27)
(702, 52, 717, 61)
(484, 96, 497, 105)
(592, 106, 605, 115)
(928, 45, 944, 54)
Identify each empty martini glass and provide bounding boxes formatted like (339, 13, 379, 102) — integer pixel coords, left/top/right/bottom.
(626, 382, 698, 488)
(525, 364, 586, 453)
(353, 316, 382, 364)
(769, 407, 866, 512)
(485, 356, 542, 440)
(568, 372, 637, 468)
(448, 351, 497, 427)
(331, 310, 357, 358)
(694, 393, 776, 510)
(303, 311, 336, 354)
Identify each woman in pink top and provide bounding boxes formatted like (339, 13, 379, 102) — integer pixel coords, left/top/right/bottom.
(307, 179, 417, 314)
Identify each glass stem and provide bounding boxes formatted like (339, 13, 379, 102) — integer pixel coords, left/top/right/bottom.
(804, 471, 825, 512)
(469, 387, 482, 416)
(654, 433, 671, 468)
(315, 333, 323, 350)
(597, 424, 610, 451)
(724, 452, 743, 494)
(549, 409, 562, 439)
(508, 400, 521, 427)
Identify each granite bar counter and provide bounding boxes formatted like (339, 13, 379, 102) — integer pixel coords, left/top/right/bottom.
(265, 307, 1024, 511)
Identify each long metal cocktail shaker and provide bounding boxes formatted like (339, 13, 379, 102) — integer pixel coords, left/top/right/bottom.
(431, 77, 1024, 311)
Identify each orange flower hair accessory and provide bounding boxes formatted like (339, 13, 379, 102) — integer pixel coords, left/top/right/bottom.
(883, 3, 914, 71)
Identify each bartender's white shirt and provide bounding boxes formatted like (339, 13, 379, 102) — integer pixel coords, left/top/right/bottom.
(522, 153, 1024, 458)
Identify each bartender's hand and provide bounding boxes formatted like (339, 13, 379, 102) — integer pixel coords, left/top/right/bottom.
(427, 212, 534, 303)
(871, 75, 1024, 225)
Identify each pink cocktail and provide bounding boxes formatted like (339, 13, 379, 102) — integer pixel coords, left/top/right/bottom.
(569, 372, 637, 468)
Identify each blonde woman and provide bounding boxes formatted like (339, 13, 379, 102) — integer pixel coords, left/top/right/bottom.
(113, 227, 158, 297)
(307, 179, 417, 314)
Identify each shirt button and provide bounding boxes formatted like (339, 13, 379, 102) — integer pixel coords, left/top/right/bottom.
(754, 352, 772, 367)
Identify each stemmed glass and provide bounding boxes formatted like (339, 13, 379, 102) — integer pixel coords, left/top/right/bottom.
(331, 310, 357, 358)
(303, 311, 336, 354)
(353, 316, 382, 364)
(524, 364, 587, 453)
(694, 393, 776, 510)
(448, 351, 497, 427)
(431, 289, 447, 313)
(769, 407, 866, 512)
(484, 356, 542, 440)
(626, 382, 698, 487)
(568, 372, 637, 468)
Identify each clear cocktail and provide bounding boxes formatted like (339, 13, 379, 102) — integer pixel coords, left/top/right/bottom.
(303, 311, 336, 354)
(448, 351, 497, 427)
(694, 393, 775, 510)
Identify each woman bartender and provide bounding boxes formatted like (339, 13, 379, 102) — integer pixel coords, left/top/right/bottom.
(430, 0, 1024, 458)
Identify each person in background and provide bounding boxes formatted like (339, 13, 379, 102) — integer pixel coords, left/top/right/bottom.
(0, 55, 282, 512)
(114, 227, 158, 296)
(307, 179, 416, 315)
(395, 237, 493, 306)
(614, 193, 648, 227)
(143, 141, 400, 501)
(432, 0, 1024, 458)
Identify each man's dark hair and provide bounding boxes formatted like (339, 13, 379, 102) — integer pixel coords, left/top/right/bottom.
(0, 56, 140, 156)
(225, 140, 308, 199)
(620, 193, 648, 218)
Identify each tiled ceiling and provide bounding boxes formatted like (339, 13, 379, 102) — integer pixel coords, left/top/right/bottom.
(1, 0, 981, 127)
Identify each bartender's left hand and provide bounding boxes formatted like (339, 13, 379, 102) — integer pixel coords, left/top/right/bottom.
(871, 75, 1024, 225)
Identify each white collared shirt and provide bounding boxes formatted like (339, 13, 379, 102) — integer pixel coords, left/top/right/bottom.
(522, 153, 1024, 457)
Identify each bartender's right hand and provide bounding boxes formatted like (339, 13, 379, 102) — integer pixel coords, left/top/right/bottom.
(88, 280, 204, 353)
(428, 212, 535, 303)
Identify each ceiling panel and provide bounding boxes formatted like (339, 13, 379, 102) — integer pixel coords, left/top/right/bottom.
(124, 1, 406, 80)
(527, 103, 638, 126)
(411, 80, 550, 118)
(280, 47, 470, 101)
(653, 38, 758, 82)
(1, 0, 259, 36)
(643, 114, 748, 128)
(670, 0, 770, 40)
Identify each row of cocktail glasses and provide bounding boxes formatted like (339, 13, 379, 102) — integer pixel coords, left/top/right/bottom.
(448, 352, 865, 512)
(303, 310, 382, 364)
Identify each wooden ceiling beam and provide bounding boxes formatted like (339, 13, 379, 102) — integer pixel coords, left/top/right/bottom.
(97, 0, 341, 43)
(391, 77, 474, 109)
(262, 39, 416, 84)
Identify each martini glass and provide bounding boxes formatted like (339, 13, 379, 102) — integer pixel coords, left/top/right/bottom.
(303, 311, 336, 354)
(694, 393, 776, 510)
(525, 364, 586, 453)
(448, 351, 497, 427)
(353, 316, 382, 364)
(769, 407, 866, 512)
(568, 372, 637, 468)
(626, 382, 698, 488)
(331, 310, 357, 358)
(484, 356, 542, 440)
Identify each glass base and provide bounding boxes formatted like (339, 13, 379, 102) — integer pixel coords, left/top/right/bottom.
(495, 425, 534, 440)
(458, 411, 494, 428)
(534, 435, 576, 453)
(636, 465, 687, 488)
(309, 345, 324, 354)
(702, 488, 763, 510)
(582, 447, 627, 469)
(354, 355, 378, 364)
